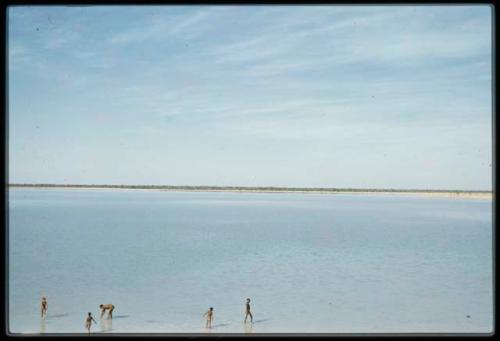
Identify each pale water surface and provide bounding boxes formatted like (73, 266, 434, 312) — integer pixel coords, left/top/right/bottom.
(8, 188, 493, 334)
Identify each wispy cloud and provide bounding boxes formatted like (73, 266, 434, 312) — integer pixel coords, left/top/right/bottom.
(109, 9, 212, 45)
(205, 6, 490, 80)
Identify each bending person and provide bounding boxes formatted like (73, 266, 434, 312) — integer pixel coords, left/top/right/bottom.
(99, 304, 115, 319)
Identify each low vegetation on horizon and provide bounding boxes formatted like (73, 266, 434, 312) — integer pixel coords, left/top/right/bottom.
(7, 184, 491, 193)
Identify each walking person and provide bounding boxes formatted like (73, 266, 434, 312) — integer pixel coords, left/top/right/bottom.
(244, 298, 253, 323)
(85, 312, 97, 335)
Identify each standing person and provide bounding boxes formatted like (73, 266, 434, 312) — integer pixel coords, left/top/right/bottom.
(40, 297, 48, 319)
(203, 307, 214, 328)
(99, 304, 115, 319)
(244, 298, 253, 323)
(85, 312, 97, 335)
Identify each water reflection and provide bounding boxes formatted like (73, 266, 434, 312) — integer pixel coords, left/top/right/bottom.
(100, 317, 112, 332)
(40, 318, 46, 334)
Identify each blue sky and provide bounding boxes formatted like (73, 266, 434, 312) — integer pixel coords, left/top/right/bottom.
(8, 5, 492, 189)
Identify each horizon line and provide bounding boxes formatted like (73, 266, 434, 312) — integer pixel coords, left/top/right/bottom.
(6, 183, 492, 193)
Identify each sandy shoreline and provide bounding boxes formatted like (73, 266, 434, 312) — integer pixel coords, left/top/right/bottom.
(8, 186, 493, 200)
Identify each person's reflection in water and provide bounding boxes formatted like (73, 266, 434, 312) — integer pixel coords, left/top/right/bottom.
(244, 322, 253, 334)
(101, 317, 112, 333)
(40, 318, 46, 334)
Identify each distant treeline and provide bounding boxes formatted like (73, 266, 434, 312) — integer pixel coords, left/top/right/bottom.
(7, 184, 491, 194)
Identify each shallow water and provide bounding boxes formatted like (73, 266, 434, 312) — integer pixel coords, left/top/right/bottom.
(8, 188, 493, 334)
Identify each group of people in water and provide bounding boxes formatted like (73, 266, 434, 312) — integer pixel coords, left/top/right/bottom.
(41, 297, 115, 334)
(202, 298, 254, 329)
(40, 296, 254, 334)
(84, 305, 115, 334)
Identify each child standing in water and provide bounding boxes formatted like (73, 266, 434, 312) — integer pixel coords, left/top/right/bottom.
(203, 307, 214, 328)
(40, 297, 48, 319)
(85, 312, 97, 335)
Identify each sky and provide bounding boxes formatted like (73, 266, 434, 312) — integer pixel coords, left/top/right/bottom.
(8, 5, 493, 190)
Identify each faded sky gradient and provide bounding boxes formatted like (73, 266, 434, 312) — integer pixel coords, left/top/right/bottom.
(8, 5, 493, 190)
